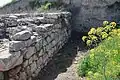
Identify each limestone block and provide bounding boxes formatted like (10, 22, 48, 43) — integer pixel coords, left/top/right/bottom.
(54, 23, 62, 29)
(30, 62, 37, 73)
(23, 60, 28, 68)
(44, 13, 61, 19)
(31, 36, 36, 44)
(43, 39, 48, 47)
(8, 66, 21, 77)
(25, 36, 36, 47)
(39, 49, 44, 57)
(46, 43, 53, 52)
(47, 49, 53, 58)
(6, 19, 18, 27)
(50, 33, 55, 39)
(11, 55, 23, 69)
(46, 36, 52, 43)
(9, 15, 18, 19)
(7, 27, 21, 35)
(42, 53, 49, 65)
(24, 47, 35, 59)
(25, 39, 32, 47)
(29, 57, 33, 65)
(12, 30, 31, 41)
(36, 57, 43, 67)
(35, 24, 53, 34)
(19, 72, 27, 80)
(51, 40, 57, 47)
(35, 39, 43, 52)
(61, 12, 72, 18)
(38, 17, 56, 24)
(9, 41, 25, 52)
(0, 51, 23, 71)
(33, 55, 38, 61)
(26, 66, 32, 77)
(34, 68, 41, 76)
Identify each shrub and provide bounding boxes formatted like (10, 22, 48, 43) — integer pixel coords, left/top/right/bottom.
(78, 36, 120, 80)
(37, 1, 57, 12)
(82, 21, 118, 47)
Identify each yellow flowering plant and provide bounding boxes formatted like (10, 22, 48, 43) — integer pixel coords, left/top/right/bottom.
(103, 21, 109, 27)
(78, 36, 120, 80)
(82, 21, 119, 47)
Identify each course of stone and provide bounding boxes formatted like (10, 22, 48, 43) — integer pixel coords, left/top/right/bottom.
(0, 12, 71, 80)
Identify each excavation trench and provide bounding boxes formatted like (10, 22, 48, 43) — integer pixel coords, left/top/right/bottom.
(36, 31, 88, 80)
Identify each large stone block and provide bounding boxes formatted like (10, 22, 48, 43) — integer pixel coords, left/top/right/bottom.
(26, 66, 32, 77)
(36, 56, 43, 67)
(9, 41, 25, 52)
(25, 36, 36, 47)
(8, 66, 21, 77)
(35, 39, 43, 52)
(0, 51, 23, 71)
(30, 62, 37, 73)
(46, 36, 52, 43)
(24, 47, 35, 59)
(12, 30, 31, 41)
(29, 56, 34, 65)
(35, 24, 53, 34)
(38, 49, 44, 57)
(19, 72, 27, 80)
(23, 60, 28, 68)
(43, 39, 48, 47)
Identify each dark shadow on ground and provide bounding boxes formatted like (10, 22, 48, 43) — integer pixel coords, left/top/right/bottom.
(36, 31, 88, 80)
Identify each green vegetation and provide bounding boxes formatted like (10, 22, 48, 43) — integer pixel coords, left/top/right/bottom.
(82, 21, 117, 47)
(29, 0, 65, 11)
(78, 21, 120, 80)
(37, 1, 53, 11)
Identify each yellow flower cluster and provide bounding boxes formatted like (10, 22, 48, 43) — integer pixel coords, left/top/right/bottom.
(82, 21, 118, 47)
(88, 28, 96, 35)
(101, 32, 108, 39)
(96, 27, 104, 35)
(82, 36, 87, 42)
(86, 40, 92, 46)
(109, 29, 120, 36)
(103, 21, 109, 27)
(110, 22, 117, 28)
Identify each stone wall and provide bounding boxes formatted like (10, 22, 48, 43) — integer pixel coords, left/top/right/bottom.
(1, 0, 120, 32)
(0, 12, 71, 80)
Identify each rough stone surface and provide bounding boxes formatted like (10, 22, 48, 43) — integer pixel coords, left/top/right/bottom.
(67, 0, 120, 32)
(0, 12, 71, 80)
(0, 0, 119, 32)
(12, 30, 31, 41)
(9, 41, 25, 52)
(25, 47, 35, 59)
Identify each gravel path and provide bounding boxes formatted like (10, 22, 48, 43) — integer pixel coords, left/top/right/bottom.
(37, 32, 88, 80)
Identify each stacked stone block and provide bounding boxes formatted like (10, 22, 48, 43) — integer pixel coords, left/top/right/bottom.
(0, 12, 71, 80)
